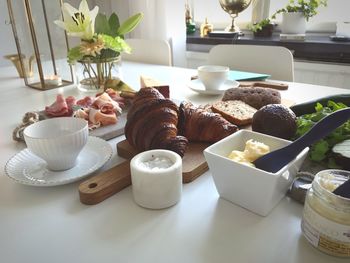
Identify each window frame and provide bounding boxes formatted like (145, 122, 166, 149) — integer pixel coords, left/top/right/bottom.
(189, 0, 341, 33)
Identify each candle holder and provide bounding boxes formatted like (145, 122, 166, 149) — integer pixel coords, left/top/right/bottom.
(7, 0, 74, 90)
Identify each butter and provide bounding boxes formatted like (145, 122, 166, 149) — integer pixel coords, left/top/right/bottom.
(228, 139, 270, 167)
(228, 150, 255, 167)
(244, 139, 270, 162)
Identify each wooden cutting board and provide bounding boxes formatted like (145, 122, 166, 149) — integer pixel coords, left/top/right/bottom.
(78, 84, 294, 205)
(239, 81, 288, 90)
(79, 141, 209, 205)
(79, 98, 295, 205)
(117, 140, 209, 183)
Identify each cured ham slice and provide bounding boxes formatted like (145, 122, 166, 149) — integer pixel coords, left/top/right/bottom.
(76, 96, 94, 108)
(44, 92, 122, 128)
(45, 94, 77, 117)
(100, 103, 115, 114)
(89, 108, 118, 126)
(100, 89, 126, 108)
(74, 108, 100, 130)
(74, 108, 89, 120)
(92, 92, 122, 114)
(45, 94, 70, 117)
(65, 96, 76, 116)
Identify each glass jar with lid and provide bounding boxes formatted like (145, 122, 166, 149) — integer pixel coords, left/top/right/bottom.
(301, 169, 350, 258)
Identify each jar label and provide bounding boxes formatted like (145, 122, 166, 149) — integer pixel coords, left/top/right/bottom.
(301, 202, 350, 257)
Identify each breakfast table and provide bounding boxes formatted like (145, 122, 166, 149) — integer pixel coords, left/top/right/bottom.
(0, 61, 349, 263)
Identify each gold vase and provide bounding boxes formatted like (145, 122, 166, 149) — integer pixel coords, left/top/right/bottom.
(4, 54, 35, 78)
(219, 0, 252, 32)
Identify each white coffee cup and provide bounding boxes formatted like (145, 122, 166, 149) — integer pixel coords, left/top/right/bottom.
(198, 65, 229, 90)
(130, 149, 182, 209)
(24, 117, 88, 171)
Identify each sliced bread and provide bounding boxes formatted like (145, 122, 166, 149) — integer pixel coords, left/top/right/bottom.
(211, 100, 257, 126)
(222, 87, 281, 109)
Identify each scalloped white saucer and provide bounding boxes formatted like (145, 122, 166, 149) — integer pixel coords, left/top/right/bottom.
(188, 79, 239, 95)
(5, 136, 112, 187)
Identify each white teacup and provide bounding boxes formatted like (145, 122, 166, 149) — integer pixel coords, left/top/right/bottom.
(198, 65, 229, 90)
(24, 117, 88, 171)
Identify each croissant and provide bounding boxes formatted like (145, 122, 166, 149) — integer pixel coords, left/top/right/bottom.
(178, 102, 238, 143)
(125, 88, 188, 157)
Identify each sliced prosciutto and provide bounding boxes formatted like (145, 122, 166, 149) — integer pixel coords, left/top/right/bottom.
(98, 89, 126, 108)
(100, 103, 115, 114)
(74, 108, 89, 120)
(45, 94, 70, 117)
(89, 107, 118, 126)
(92, 92, 122, 114)
(45, 94, 77, 117)
(65, 96, 76, 116)
(44, 92, 122, 129)
(76, 96, 94, 108)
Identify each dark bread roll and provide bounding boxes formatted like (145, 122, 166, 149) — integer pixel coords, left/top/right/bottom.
(222, 87, 281, 109)
(252, 104, 297, 139)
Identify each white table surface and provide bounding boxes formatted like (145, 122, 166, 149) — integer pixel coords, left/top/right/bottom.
(0, 61, 349, 263)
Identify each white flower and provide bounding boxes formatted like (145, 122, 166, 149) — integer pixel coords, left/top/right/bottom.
(54, 0, 98, 40)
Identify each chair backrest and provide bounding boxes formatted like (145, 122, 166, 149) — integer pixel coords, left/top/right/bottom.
(122, 38, 172, 66)
(208, 44, 294, 81)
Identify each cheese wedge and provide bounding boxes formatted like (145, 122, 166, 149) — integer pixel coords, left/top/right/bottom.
(140, 75, 170, 98)
(140, 75, 163, 88)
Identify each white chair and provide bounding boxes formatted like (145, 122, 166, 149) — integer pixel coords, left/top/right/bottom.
(122, 38, 172, 66)
(208, 44, 294, 81)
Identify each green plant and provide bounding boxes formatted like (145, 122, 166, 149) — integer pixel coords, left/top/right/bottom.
(249, 18, 273, 33)
(271, 0, 327, 21)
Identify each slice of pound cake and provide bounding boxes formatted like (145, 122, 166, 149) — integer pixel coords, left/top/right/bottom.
(211, 100, 257, 126)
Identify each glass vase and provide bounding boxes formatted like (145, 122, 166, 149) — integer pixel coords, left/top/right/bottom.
(75, 56, 121, 93)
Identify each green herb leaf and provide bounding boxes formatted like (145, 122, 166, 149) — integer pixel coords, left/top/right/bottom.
(295, 99, 350, 168)
(95, 13, 111, 35)
(117, 13, 143, 36)
(67, 46, 83, 64)
(328, 100, 347, 111)
(108, 13, 120, 37)
(295, 118, 314, 137)
(310, 140, 329, 161)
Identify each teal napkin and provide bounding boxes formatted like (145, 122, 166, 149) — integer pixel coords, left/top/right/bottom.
(228, 70, 270, 81)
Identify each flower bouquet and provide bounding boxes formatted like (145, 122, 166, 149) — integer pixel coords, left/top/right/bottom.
(55, 0, 143, 92)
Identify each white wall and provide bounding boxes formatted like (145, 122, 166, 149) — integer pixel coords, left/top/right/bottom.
(111, 0, 187, 67)
(1, 0, 186, 68)
(0, 0, 91, 68)
(0, 1, 18, 67)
